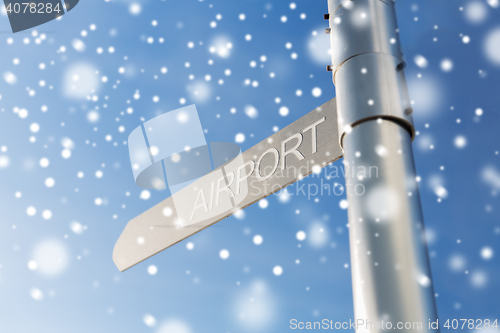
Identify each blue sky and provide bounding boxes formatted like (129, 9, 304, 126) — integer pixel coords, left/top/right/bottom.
(0, 0, 499, 332)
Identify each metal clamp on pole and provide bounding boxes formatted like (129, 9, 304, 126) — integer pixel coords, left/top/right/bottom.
(326, 0, 440, 332)
(327, 0, 414, 148)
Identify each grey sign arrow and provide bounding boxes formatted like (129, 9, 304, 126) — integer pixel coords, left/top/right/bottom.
(113, 98, 342, 272)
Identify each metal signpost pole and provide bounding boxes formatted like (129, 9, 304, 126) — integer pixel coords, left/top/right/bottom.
(325, 0, 439, 332)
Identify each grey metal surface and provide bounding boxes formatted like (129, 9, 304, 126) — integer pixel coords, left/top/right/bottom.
(113, 98, 343, 272)
(343, 121, 438, 332)
(335, 53, 414, 147)
(327, 0, 403, 73)
(326, 0, 439, 331)
(327, 0, 413, 146)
